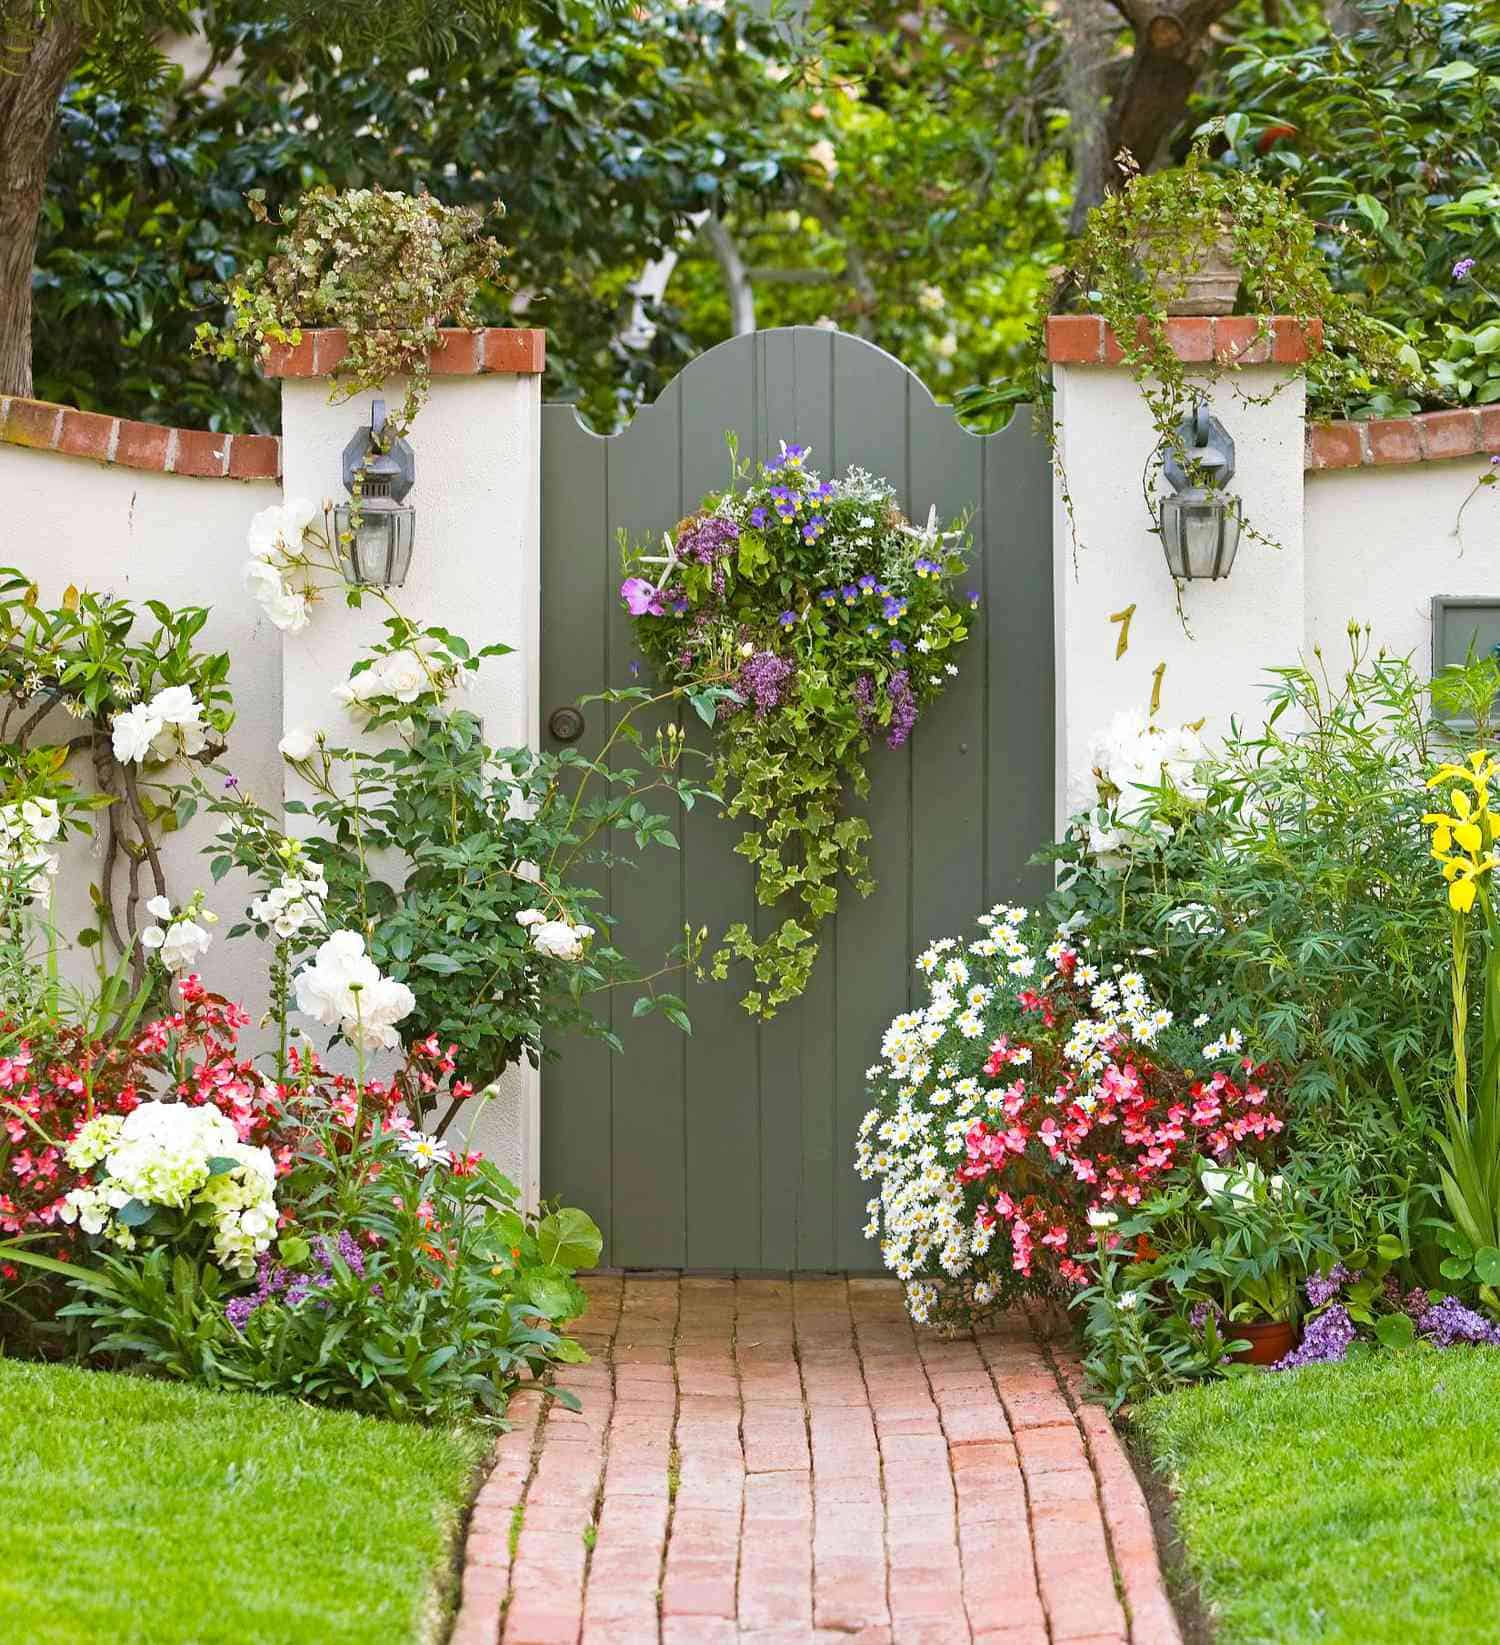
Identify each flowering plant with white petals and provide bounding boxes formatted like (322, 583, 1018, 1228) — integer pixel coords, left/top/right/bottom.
(0, 566, 233, 994)
(856, 903, 1286, 1330)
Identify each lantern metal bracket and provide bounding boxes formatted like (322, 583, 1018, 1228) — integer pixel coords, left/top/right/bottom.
(341, 399, 416, 501)
(1162, 402, 1235, 492)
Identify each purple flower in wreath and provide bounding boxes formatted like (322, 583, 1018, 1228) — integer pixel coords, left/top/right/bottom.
(750, 506, 768, 528)
(967, 590, 981, 608)
(1454, 257, 1477, 283)
(802, 516, 828, 544)
(841, 584, 859, 606)
(779, 609, 798, 629)
(886, 670, 917, 748)
(882, 594, 908, 625)
(621, 577, 659, 617)
(680, 514, 739, 566)
(858, 574, 879, 595)
(890, 638, 906, 656)
(819, 588, 839, 607)
(738, 650, 796, 716)
(770, 485, 800, 521)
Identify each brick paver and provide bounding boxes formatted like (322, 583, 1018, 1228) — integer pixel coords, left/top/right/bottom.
(450, 1276, 1181, 1645)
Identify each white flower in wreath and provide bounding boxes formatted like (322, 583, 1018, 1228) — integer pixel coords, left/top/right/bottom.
(141, 903, 213, 974)
(145, 685, 208, 760)
(530, 919, 594, 961)
(278, 728, 318, 762)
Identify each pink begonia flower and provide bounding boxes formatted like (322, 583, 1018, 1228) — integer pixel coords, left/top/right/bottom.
(620, 577, 658, 616)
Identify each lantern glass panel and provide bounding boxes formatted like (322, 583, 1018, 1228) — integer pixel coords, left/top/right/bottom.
(332, 502, 416, 588)
(1160, 489, 1241, 580)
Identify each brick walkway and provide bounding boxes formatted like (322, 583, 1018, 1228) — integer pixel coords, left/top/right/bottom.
(451, 1275, 1181, 1645)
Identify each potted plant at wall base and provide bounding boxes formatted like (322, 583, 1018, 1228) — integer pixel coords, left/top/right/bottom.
(1191, 1159, 1327, 1365)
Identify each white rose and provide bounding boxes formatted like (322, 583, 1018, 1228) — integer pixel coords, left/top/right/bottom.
(158, 917, 211, 974)
(247, 497, 316, 563)
(19, 798, 59, 842)
(278, 728, 318, 762)
(515, 908, 546, 928)
(531, 919, 583, 961)
(147, 685, 200, 726)
(513, 860, 542, 884)
(243, 556, 285, 597)
(376, 649, 429, 704)
(111, 704, 163, 765)
(263, 586, 310, 634)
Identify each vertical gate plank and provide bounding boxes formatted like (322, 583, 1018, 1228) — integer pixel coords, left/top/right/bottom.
(983, 419, 1054, 906)
(539, 409, 614, 1245)
(677, 337, 764, 1269)
(755, 329, 838, 1271)
(909, 397, 987, 958)
(829, 341, 915, 1271)
(602, 387, 690, 1267)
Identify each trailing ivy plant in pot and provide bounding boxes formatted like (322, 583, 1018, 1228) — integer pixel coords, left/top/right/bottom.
(1046, 136, 1434, 592)
(195, 185, 510, 440)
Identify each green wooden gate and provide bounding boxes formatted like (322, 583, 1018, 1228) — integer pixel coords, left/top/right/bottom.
(540, 327, 1053, 1271)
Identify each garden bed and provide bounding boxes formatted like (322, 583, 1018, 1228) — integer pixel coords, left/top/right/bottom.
(0, 1359, 489, 1645)
(1137, 1349, 1500, 1644)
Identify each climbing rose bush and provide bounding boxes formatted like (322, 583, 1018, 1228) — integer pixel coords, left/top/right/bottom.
(856, 906, 1286, 1328)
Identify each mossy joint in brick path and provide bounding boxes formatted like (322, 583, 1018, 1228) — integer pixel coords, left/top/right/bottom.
(450, 1274, 1182, 1645)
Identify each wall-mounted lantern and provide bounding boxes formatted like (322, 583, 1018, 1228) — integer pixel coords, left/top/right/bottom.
(1158, 402, 1242, 581)
(333, 399, 416, 588)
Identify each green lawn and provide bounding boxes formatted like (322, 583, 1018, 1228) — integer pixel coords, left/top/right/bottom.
(0, 1359, 490, 1645)
(1138, 1348, 1500, 1644)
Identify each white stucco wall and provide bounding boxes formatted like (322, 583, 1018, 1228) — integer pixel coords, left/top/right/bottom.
(278, 372, 543, 1201)
(1305, 455, 1499, 665)
(0, 442, 280, 1022)
(1051, 363, 1306, 824)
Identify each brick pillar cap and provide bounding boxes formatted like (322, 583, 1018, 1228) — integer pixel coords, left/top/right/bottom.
(261, 327, 546, 379)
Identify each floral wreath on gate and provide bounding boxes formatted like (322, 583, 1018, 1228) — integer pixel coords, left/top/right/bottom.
(620, 436, 976, 1017)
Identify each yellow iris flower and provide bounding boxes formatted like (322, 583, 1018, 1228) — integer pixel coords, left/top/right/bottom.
(1424, 751, 1499, 910)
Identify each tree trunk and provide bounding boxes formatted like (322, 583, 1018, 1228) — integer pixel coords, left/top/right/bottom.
(0, 16, 84, 399)
(1104, 0, 1238, 184)
(1060, 0, 1132, 235)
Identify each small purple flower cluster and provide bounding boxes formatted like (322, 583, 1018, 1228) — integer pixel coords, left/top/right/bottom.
(1418, 1295, 1500, 1348)
(738, 650, 796, 717)
(1272, 1303, 1356, 1370)
(852, 670, 919, 748)
(886, 670, 917, 748)
(1305, 1262, 1354, 1308)
(225, 1231, 367, 1332)
(1188, 1300, 1219, 1331)
(679, 514, 739, 566)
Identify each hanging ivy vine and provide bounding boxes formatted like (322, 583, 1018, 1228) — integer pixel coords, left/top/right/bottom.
(620, 441, 973, 1017)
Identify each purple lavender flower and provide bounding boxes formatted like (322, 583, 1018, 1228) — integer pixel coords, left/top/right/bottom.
(853, 673, 877, 736)
(225, 1295, 256, 1330)
(1418, 1295, 1500, 1347)
(1271, 1304, 1356, 1370)
(335, 1229, 366, 1278)
(1454, 257, 1477, 282)
(679, 514, 739, 566)
(886, 670, 917, 748)
(1305, 1263, 1354, 1308)
(738, 651, 795, 717)
(1188, 1300, 1219, 1331)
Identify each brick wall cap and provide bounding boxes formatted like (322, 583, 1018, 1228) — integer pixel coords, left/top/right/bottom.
(260, 326, 545, 379)
(1307, 407, 1500, 472)
(1046, 314, 1322, 366)
(0, 395, 280, 480)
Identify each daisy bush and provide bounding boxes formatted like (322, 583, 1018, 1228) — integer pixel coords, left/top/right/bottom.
(620, 440, 972, 1016)
(857, 905, 1286, 1331)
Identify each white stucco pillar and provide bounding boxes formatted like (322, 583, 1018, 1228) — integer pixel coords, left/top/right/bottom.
(1048, 315, 1315, 829)
(272, 327, 545, 1205)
